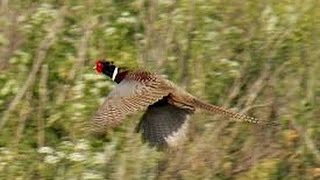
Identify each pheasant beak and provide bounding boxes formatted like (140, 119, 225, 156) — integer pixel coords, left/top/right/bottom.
(93, 66, 98, 74)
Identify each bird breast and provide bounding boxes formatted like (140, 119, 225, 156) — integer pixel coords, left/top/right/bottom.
(108, 79, 143, 97)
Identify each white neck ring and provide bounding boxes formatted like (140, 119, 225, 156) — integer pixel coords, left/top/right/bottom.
(111, 67, 118, 81)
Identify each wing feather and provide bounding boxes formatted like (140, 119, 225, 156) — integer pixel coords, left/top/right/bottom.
(92, 73, 173, 134)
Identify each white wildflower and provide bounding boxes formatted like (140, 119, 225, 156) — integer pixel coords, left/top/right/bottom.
(105, 27, 116, 35)
(229, 69, 240, 77)
(61, 141, 73, 147)
(69, 152, 86, 162)
(73, 112, 82, 117)
(89, 88, 99, 95)
(116, 17, 137, 24)
(95, 81, 110, 88)
(205, 31, 218, 40)
(71, 5, 84, 11)
(167, 56, 176, 61)
(56, 151, 66, 159)
(0, 147, 10, 155)
(38, 146, 54, 154)
(40, 3, 52, 9)
(0, 80, 17, 96)
(0, 162, 7, 172)
(44, 155, 60, 164)
(229, 61, 239, 67)
(134, 33, 143, 39)
(83, 171, 104, 180)
(93, 152, 105, 164)
(73, 83, 85, 92)
(83, 73, 102, 81)
(16, 15, 26, 23)
(73, 103, 86, 109)
(75, 139, 89, 150)
(262, 6, 278, 32)
(220, 58, 229, 63)
(73, 82, 85, 99)
(0, 34, 8, 45)
(159, 0, 174, 6)
(121, 12, 130, 16)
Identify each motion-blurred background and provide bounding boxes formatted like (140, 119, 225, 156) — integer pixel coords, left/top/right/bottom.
(0, 0, 319, 179)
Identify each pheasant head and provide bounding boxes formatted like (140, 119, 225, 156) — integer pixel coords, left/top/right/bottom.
(94, 59, 128, 83)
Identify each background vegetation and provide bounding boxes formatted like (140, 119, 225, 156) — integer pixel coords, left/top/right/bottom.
(0, 0, 319, 179)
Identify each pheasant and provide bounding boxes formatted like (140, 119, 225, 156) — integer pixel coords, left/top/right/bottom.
(92, 60, 260, 148)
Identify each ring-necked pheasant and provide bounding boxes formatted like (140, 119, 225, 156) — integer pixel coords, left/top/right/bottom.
(92, 60, 260, 148)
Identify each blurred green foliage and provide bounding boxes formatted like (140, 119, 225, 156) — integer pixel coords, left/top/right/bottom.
(0, 0, 319, 179)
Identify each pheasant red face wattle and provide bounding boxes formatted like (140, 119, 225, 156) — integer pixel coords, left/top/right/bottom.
(95, 60, 104, 73)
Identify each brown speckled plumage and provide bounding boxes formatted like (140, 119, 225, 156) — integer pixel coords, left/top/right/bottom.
(92, 72, 172, 134)
(92, 60, 261, 147)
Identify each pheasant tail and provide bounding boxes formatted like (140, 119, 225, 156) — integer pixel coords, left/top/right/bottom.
(190, 98, 259, 124)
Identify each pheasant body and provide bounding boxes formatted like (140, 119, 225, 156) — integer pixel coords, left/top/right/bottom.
(92, 60, 260, 148)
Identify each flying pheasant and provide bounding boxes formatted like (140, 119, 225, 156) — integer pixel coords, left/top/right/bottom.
(92, 60, 260, 148)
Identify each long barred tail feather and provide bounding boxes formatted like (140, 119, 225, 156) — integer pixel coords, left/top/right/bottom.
(190, 98, 261, 124)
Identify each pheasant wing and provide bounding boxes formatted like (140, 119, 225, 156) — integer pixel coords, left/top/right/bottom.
(136, 102, 194, 148)
(92, 74, 172, 134)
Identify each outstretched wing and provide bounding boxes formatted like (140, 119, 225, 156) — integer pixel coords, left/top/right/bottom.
(136, 102, 194, 149)
(91, 73, 172, 135)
